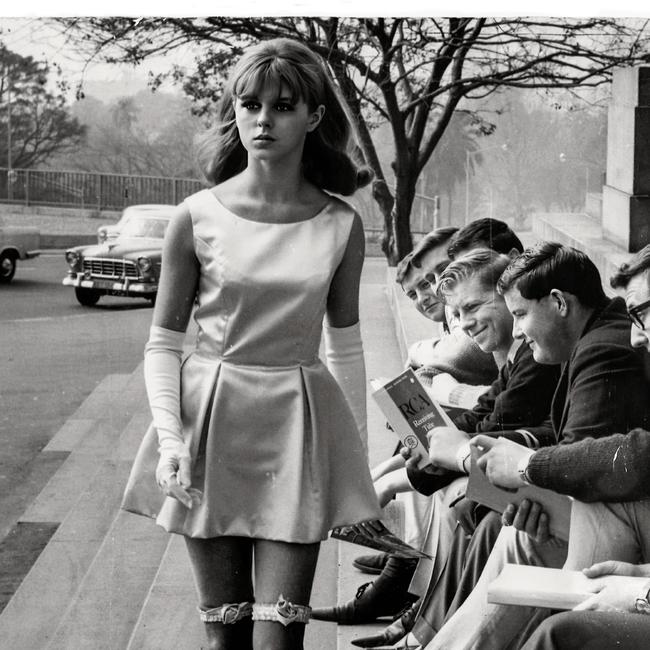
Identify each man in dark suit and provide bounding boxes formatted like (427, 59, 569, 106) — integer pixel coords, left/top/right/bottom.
(520, 243, 650, 649)
(424, 242, 650, 650)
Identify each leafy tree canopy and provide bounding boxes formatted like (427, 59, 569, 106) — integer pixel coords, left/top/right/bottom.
(0, 42, 85, 169)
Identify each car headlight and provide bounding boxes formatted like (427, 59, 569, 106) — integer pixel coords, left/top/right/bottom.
(65, 251, 81, 270)
(137, 257, 153, 273)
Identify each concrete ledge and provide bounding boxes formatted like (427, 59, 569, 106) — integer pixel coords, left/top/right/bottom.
(533, 212, 630, 291)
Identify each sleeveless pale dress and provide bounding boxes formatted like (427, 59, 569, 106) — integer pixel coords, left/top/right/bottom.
(123, 188, 381, 543)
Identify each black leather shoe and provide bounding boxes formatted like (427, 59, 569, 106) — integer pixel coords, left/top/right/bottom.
(311, 557, 418, 624)
(351, 598, 420, 647)
(311, 581, 415, 624)
(352, 552, 389, 574)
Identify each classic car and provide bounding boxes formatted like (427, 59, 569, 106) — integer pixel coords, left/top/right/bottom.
(96, 204, 176, 244)
(63, 208, 173, 306)
(0, 224, 41, 283)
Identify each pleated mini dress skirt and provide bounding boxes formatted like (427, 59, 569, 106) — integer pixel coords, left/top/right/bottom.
(122, 189, 381, 543)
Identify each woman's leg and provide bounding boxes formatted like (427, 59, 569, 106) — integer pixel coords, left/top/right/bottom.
(252, 539, 320, 650)
(185, 535, 254, 650)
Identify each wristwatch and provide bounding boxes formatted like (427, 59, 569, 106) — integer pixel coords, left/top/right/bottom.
(635, 585, 650, 614)
(455, 442, 472, 474)
(517, 452, 533, 484)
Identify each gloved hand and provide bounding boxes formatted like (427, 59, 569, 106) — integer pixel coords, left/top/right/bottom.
(145, 325, 202, 509)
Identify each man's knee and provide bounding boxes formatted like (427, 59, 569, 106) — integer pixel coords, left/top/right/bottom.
(525, 611, 594, 650)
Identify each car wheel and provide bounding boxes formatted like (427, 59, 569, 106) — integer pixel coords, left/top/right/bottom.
(75, 287, 101, 306)
(0, 252, 16, 283)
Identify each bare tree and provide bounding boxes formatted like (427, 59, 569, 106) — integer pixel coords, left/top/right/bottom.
(56, 17, 650, 263)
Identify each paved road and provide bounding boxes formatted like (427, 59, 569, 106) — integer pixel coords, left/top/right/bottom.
(0, 252, 154, 540)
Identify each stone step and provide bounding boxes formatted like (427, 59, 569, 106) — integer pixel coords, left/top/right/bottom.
(46, 510, 169, 650)
(533, 212, 629, 290)
(22, 370, 146, 525)
(0, 460, 127, 648)
(0, 368, 151, 648)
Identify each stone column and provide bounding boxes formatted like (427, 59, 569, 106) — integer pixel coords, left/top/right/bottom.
(602, 65, 650, 252)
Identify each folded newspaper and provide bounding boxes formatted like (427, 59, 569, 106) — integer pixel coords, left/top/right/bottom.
(330, 519, 431, 559)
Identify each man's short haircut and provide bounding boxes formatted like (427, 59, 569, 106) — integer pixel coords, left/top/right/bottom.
(610, 244, 650, 290)
(436, 248, 512, 300)
(395, 226, 458, 285)
(447, 218, 524, 259)
(497, 241, 607, 308)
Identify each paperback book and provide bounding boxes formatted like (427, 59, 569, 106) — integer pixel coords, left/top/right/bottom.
(488, 563, 650, 610)
(465, 441, 572, 541)
(370, 368, 455, 470)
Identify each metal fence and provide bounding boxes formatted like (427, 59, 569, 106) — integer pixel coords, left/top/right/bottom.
(0, 167, 440, 237)
(0, 167, 205, 211)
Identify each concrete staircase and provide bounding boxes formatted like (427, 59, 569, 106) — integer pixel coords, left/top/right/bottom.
(533, 212, 630, 292)
(0, 262, 421, 649)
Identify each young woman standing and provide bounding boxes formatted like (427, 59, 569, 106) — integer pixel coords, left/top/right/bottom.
(122, 38, 381, 649)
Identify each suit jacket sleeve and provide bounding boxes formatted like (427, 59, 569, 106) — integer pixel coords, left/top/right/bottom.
(527, 322, 650, 497)
(452, 344, 560, 434)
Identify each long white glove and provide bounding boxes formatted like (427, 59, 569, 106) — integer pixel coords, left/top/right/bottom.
(323, 321, 368, 456)
(144, 325, 199, 508)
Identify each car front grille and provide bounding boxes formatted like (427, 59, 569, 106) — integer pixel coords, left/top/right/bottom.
(83, 257, 139, 279)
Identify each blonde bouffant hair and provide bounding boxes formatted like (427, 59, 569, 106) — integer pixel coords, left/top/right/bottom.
(195, 38, 372, 196)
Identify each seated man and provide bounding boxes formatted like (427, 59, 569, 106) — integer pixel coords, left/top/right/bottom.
(313, 228, 499, 627)
(425, 242, 650, 650)
(320, 250, 560, 645)
(399, 227, 498, 406)
(344, 221, 535, 645)
(521, 243, 650, 650)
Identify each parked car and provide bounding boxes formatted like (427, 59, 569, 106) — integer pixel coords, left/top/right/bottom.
(63, 208, 174, 306)
(96, 204, 176, 244)
(0, 224, 41, 283)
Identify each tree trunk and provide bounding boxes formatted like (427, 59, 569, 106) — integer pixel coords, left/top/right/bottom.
(378, 179, 415, 266)
(370, 179, 397, 264)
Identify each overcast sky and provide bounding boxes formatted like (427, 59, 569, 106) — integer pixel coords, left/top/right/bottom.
(2, 7, 650, 97)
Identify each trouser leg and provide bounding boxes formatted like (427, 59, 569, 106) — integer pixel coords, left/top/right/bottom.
(424, 526, 567, 650)
(522, 611, 650, 650)
(565, 499, 650, 569)
(442, 509, 502, 623)
(413, 508, 501, 645)
(410, 477, 468, 597)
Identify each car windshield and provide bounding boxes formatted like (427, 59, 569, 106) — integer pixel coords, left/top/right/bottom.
(119, 217, 169, 239)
